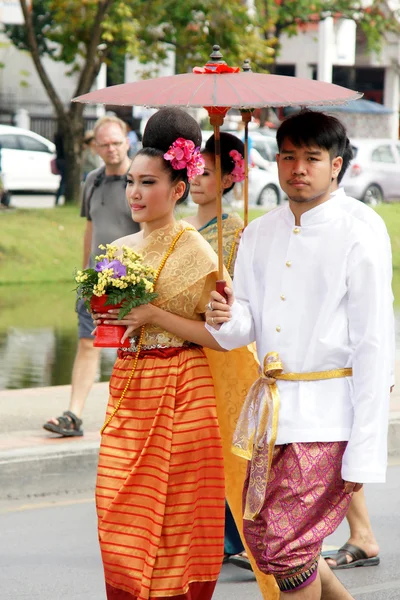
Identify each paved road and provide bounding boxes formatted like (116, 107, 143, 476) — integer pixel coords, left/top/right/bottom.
(1, 464, 399, 600)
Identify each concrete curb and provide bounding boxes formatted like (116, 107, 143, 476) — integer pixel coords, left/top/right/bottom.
(2, 416, 400, 500)
(0, 441, 99, 500)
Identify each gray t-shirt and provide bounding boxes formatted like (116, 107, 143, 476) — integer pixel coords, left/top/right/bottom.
(80, 166, 139, 265)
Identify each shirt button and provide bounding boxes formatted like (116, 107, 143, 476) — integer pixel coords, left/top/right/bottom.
(286, 261, 292, 267)
(293, 227, 301, 234)
(276, 326, 281, 332)
(280, 295, 286, 301)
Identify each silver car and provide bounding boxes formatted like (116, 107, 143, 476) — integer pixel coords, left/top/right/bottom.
(341, 138, 400, 205)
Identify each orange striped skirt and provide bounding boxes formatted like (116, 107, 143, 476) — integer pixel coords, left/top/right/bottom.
(96, 346, 225, 600)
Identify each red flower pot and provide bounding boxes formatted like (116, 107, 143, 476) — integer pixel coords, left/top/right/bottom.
(90, 295, 130, 348)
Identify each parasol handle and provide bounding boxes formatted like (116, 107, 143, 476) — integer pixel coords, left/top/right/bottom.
(244, 121, 249, 228)
(216, 280, 228, 301)
(241, 111, 252, 229)
(210, 117, 225, 280)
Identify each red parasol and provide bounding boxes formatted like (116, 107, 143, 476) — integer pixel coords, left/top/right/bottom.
(74, 45, 362, 289)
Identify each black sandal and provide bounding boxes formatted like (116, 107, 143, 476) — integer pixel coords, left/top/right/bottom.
(228, 554, 253, 571)
(322, 543, 380, 570)
(43, 411, 84, 437)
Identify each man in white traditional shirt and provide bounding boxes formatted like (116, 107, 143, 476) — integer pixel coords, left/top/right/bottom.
(205, 110, 393, 599)
(322, 139, 393, 572)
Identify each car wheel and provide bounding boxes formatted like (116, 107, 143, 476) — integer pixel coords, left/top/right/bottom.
(257, 184, 280, 209)
(362, 184, 383, 207)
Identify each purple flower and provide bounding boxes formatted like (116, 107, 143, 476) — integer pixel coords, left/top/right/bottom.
(95, 258, 126, 278)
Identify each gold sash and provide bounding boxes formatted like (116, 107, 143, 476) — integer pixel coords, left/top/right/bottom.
(231, 351, 352, 521)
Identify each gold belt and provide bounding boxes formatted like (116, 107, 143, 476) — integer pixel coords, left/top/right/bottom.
(231, 351, 352, 521)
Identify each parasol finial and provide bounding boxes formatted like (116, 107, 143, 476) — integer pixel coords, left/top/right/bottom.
(242, 59, 252, 72)
(209, 45, 226, 65)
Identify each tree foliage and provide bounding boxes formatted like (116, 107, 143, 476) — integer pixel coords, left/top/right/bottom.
(4, 0, 399, 202)
(133, 0, 275, 74)
(5, 0, 275, 82)
(254, 0, 400, 58)
(5, 0, 140, 76)
(3, 0, 276, 203)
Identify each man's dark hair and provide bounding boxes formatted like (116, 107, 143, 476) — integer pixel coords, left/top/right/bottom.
(337, 137, 354, 184)
(277, 110, 348, 162)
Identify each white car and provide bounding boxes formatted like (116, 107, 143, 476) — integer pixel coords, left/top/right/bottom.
(341, 138, 400, 205)
(224, 164, 283, 209)
(0, 125, 60, 194)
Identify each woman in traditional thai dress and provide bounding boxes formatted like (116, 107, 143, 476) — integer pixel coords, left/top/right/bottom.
(187, 133, 279, 598)
(92, 108, 227, 600)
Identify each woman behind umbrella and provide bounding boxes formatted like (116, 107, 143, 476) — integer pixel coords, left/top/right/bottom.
(187, 133, 279, 599)
(188, 132, 245, 277)
(92, 108, 228, 600)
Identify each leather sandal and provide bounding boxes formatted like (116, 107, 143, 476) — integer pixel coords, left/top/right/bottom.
(43, 411, 84, 437)
(322, 543, 380, 570)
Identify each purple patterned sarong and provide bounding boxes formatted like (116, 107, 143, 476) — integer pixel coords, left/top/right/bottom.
(243, 441, 352, 591)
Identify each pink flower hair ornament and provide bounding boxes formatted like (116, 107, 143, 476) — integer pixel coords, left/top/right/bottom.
(163, 138, 205, 181)
(229, 149, 245, 183)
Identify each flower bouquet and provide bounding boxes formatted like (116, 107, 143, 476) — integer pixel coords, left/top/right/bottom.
(75, 244, 157, 348)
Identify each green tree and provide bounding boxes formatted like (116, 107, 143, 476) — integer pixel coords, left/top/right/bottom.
(255, 0, 400, 66)
(5, 0, 140, 204)
(134, 0, 275, 75)
(5, 0, 275, 204)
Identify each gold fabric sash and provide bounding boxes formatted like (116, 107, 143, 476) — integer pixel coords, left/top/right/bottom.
(231, 351, 352, 521)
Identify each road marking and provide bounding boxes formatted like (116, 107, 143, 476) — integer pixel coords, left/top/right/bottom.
(0, 497, 94, 514)
(350, 580, 400, 595)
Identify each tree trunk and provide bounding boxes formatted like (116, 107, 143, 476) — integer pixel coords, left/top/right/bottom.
(57, 109, 85, 205)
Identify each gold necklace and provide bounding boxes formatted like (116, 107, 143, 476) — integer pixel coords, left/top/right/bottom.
(101, 226, 196, 434)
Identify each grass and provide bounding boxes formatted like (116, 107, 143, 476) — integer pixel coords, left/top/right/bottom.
(0, 282, 77, 329)
(1, 202, 399, 302)
(0, 205, 266, 284)
(376, 203, 400, 303)
(0, 205, 85, 284)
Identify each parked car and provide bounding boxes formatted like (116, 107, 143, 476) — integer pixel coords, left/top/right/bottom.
(341, 138, 400, 205)
(236, 165, 283, 208)
(0, 125, 60, 194)
(248, 131, 279, 163)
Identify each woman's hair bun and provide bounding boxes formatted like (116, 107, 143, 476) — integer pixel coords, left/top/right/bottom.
(142, 108, 202, 151)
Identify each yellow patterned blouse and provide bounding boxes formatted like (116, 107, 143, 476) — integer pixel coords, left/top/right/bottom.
(115, 220, 230, 349)
(199, 212, 243, 277)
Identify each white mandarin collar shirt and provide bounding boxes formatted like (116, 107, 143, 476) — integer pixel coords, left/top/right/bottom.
(332, 188, 395, 386)
(207, 200, 393, 484)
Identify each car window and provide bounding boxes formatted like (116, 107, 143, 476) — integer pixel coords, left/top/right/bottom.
(251, 140, 269, 161)
(351, 145, 358, 158)
(371, 145, 396, 164)
(396, 144, 400, 160)
(0, 134, 20, 150)
(265, 138, 278, 156)
(19, 135, 50, 153)
(265, 137, 279, 161)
